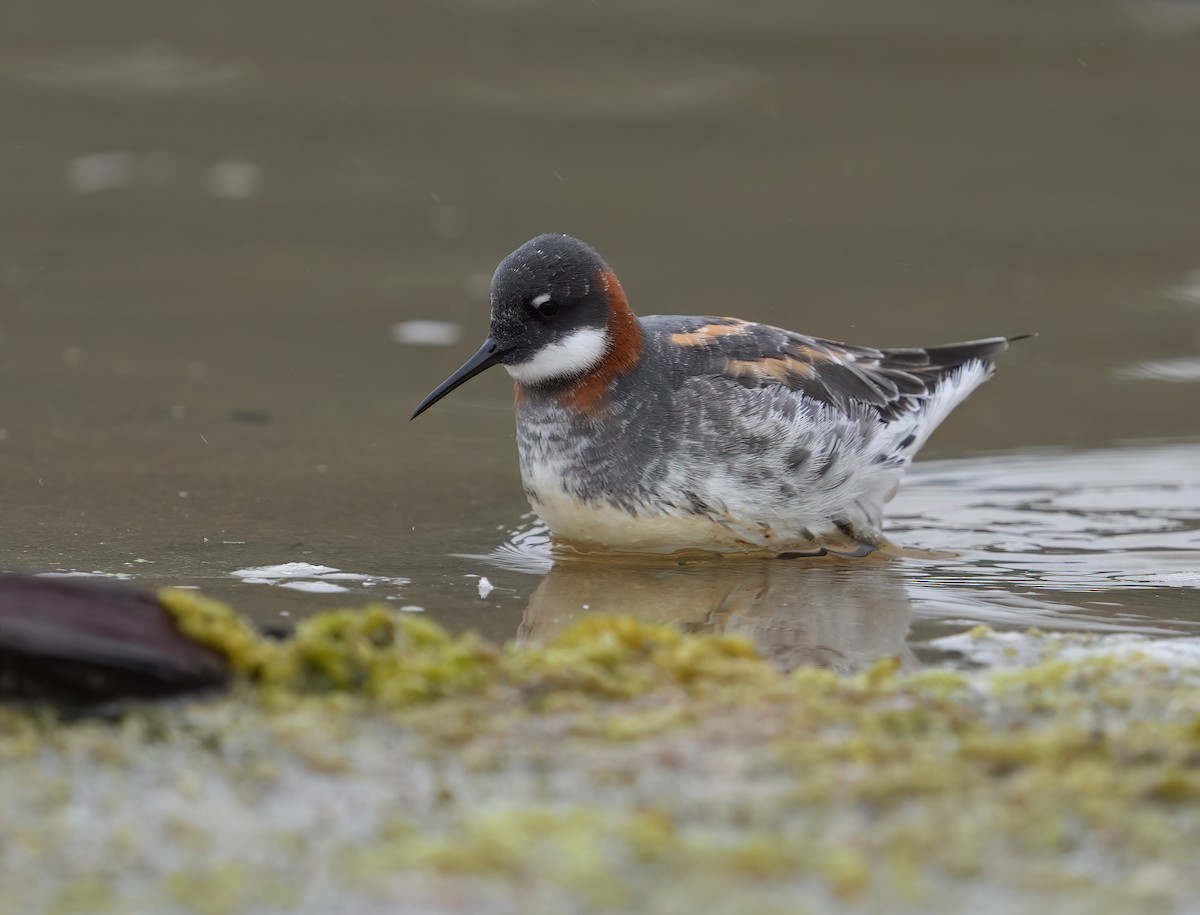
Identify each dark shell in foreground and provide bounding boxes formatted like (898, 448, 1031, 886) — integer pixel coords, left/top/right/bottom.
(0, 574, 229, 708)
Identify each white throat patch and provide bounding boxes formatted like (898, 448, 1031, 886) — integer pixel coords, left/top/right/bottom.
(505, 327, 609, 385)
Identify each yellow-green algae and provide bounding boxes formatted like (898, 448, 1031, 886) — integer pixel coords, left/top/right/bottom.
(160, 589, 770, 708)
(1, 592, 1199, 914)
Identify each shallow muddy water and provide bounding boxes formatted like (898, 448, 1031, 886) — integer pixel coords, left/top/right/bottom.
(2, 0, 1199, 667)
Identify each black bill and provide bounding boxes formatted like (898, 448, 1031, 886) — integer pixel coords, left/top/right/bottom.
(410, 337, 508, 419)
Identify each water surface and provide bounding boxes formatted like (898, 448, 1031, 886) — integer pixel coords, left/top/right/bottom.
(2, 0, 1198, 666)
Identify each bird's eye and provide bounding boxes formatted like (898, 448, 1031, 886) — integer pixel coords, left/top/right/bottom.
(536, 300, 560, 319)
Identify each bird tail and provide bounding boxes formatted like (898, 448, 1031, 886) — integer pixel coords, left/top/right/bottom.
(887, 332, 1034, 458)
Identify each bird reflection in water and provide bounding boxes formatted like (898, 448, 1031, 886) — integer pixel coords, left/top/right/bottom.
(515, 555, 915, 673)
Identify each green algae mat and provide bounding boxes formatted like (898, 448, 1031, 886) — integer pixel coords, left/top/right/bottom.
(3, 590, 1200, 914)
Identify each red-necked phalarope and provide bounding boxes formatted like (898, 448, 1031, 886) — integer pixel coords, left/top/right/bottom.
(413, 234, 1030, 556)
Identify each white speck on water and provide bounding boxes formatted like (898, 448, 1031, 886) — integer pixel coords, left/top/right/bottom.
(206, 159, 262, 199)
(68, 152, 136, 193)
(463, 64, 750, 118)
(399, 605, 425, 613)
(1124, 0, 1200, 35)
(477, 576, 494, 599)
(1167, 268, 1200, 305)
(1116, 358, 1200, 382)
(36, 570, 132, 580)
(390, 320, 461, 347)
(10, 43, 245, 93)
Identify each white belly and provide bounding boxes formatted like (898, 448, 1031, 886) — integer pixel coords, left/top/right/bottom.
(527, 481, 852, 556)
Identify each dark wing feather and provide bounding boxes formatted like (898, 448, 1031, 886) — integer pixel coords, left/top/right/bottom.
(662, 317, 1026, 421)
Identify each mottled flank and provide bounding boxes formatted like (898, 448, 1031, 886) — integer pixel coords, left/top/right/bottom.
(3, 594, 1200, 914)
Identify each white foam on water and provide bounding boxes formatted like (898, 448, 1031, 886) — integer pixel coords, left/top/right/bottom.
(277, 580, 349, 594)
(932, 628, 1200, 673)
(229, 562, 411, 595)
(232, 563, 342, 580)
